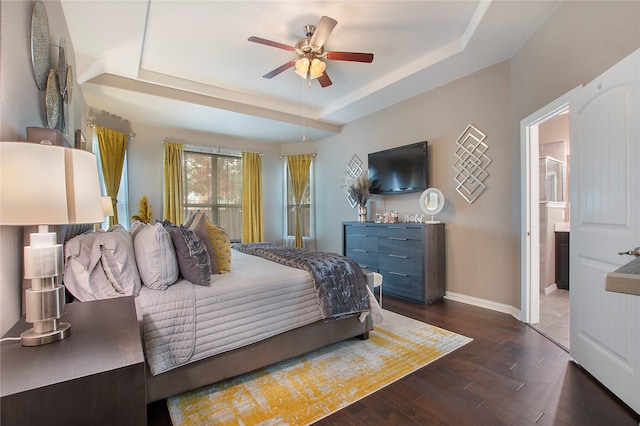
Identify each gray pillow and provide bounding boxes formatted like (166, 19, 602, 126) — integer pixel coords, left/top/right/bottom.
(132, 222, 179, 290)
(163, 221, 212, 286)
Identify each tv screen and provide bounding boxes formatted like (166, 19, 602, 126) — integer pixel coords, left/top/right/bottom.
(368, 141, 428, 194)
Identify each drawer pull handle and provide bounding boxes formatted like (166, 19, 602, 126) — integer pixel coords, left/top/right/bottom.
(353, 249, 367, 253)
(389, 271, 409, 277)
(388, 254, 408, 259)
(388, 226, 407, 229)
(352, 234, 367, 237)
(388, 237, 408, 241)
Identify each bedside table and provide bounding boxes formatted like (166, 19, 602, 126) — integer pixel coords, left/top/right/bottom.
(1, 296, 146, 425)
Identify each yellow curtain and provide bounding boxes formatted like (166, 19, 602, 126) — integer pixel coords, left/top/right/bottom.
(163, 142, 184, 224)
(241, 151, 264, 242)
(287, 154, 312, 248)
(96, 126, 127, 226)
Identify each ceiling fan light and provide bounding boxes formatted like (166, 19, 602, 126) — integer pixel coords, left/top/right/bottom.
(294, 58, 310, 78)
(309, 58, 326, 79)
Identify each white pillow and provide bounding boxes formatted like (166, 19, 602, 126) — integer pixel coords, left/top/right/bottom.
(99, 225, 141, 296)
(64, 227, 141, 301)
(132, 222, 179, 290)
(64, 231, 108, 301)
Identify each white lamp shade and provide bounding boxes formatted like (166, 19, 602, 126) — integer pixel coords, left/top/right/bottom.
(101, 196, 114, 216)
(0, 142, 104, 225)
(64, 148, 104, 224)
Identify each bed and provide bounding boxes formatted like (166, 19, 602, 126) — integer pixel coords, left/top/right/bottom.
(60, 221, 381, 403)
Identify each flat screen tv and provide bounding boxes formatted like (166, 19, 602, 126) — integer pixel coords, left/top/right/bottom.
(368, 141, 428, 194)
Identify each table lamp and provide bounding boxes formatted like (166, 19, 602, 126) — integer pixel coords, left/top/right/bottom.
(0, 142, 104, 346)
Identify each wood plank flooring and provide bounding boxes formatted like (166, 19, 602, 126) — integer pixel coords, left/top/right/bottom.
(147, 297, 639, 425)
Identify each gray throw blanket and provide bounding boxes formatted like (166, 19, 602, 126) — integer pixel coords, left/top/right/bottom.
(232, 243, 370, 321)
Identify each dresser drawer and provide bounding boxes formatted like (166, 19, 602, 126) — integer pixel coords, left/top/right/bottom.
(345, 234, 378, 252)
(346, 249, 379, 271)
(344, 224, 382, 237)
(380, 270, 424, 302)
(378, 238, 421, 256)
(377, 225, 420, 240)
(379, 252, 422, 276)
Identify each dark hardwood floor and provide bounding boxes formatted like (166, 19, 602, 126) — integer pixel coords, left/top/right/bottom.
(147, 297, 640, 425)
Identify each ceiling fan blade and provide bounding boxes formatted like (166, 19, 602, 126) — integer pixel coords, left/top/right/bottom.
(325, 51, 374, 63)
(248, 36, 295, 52)
(317, 71, 332, 88)
(263, 60, 297, 79)
(310, 16, 337, 48)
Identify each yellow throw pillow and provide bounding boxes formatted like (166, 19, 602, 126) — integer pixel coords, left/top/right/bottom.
(204, 215, 232, 273)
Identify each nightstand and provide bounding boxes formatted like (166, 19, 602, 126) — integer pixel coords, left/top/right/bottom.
(1, 296, 146, 425)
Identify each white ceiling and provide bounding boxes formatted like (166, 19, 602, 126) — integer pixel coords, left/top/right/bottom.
(61, 1, 560, 143)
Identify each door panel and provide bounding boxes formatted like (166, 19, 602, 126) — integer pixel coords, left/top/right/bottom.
(570, 49, 640, 414)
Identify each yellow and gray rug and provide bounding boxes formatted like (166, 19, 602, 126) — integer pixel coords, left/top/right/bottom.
(167, 310, 472, 425)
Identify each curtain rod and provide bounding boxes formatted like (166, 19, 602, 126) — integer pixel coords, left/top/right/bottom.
(86, 121, 136, 141)
(278, 154, 317, 159)
(161, 140, 262, 157)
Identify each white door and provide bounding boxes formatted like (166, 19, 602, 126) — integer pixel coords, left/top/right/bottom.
(570, 49, 640, 414)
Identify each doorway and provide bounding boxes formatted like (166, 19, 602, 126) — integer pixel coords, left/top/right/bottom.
(533, 116, 570, 349)
(520, 87, 580, 350)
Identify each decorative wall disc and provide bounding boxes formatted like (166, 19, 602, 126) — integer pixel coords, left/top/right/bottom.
(65, 65, 73, 103)
(58, 37, 68, 96)
(452, 124, 491, 204)
(62, 97, 70, 134)
(45, 69, 60, 129)
(30, 0, 51, 90)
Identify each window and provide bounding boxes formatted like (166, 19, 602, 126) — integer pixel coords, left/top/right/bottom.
(283, 158, 315, 249)
(183, 150, 242, 242)
(93, 135, 129, 230)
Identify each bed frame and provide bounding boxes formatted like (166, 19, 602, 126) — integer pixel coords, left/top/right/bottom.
(145, 313, 373, 402)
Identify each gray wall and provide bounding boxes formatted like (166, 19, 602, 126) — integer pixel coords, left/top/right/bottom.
(0, 0, 86, 334)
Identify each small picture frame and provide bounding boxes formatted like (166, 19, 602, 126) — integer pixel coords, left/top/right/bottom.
(75, 129, 86, 150)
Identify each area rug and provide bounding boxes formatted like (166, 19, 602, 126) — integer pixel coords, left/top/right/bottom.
(167, 310, 472, 425)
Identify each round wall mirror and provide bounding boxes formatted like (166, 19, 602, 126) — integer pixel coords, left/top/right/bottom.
(419, 188, 445, 221)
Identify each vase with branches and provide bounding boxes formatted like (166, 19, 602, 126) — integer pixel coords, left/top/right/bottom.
(345, 173, 373, 222)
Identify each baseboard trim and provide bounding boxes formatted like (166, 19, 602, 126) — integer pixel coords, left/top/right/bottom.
(444, 291, 521, 321)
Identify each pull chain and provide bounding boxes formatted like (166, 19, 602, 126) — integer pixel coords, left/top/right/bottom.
(302, 77, 307, 142)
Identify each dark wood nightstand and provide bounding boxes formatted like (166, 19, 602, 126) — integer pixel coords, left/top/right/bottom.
(1, 296, 146, 425)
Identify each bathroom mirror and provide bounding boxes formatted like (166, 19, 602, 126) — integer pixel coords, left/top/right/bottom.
(419, 188, 445, 222)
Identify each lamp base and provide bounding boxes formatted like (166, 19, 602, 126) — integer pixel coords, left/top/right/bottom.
(20, 322, 71, 347)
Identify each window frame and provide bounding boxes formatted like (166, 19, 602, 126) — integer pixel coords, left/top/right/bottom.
(182, 147, 243, 242)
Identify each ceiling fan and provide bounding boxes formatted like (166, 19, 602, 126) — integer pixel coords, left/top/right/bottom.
(248, 16, 374, 88)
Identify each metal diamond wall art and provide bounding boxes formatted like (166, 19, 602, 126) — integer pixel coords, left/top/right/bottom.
(344, 155, 363, 208)
(453, 124, 491, 204)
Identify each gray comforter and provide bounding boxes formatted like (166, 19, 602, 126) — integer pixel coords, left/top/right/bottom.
(232, 243, 370, 321)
